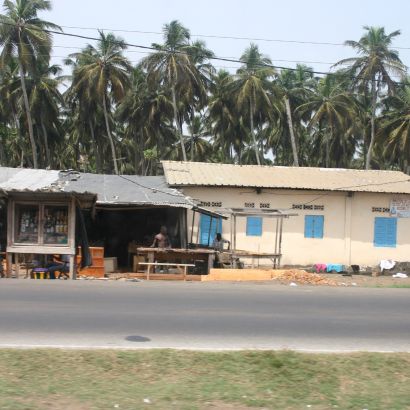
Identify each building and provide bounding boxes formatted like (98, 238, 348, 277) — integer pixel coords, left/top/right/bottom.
(0, 167, 212, 277)
(162, 161, 410, 267)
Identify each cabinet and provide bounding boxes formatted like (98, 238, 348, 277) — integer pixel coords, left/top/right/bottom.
(77, 247, 105, 278)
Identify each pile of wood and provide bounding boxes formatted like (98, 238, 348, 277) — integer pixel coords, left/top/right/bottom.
(271, 269, 338, 286)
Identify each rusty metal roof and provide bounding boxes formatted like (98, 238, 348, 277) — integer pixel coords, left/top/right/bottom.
(162, 161, 410, 194)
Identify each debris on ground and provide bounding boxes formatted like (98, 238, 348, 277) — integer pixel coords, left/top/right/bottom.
(272, 269, 339, 286)
(392, 272, 408, 278)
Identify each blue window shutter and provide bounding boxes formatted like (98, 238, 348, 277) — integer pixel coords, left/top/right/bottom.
(305, 215, 324, 239)
(386, 218, 397, 247)
(304, 216, 314, 238)
(314, 216, 324, 238)
(200, 214, 211, 245)
(246, 217, 263, 236)
(200, 215, 222, 245)
(374, 217, 397, 248)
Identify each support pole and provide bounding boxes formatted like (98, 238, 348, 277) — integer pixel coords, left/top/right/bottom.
(6, 253, 12, 278)
(207, 216, 213, 246)
(69, 254, 75, 280)
(277, 217, 284, 268)
(190, 211, 196, 245)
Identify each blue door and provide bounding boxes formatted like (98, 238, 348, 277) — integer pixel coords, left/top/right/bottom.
(199, 214, 222, 246)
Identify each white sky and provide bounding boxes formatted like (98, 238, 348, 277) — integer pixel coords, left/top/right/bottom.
(41, 0, 410, 78)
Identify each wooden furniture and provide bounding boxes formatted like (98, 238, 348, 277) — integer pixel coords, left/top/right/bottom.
(138, 262, 195, 281)
(230, 250, 282, 268)
(76, 247, 105, 278)
(136, 247, 217, 275)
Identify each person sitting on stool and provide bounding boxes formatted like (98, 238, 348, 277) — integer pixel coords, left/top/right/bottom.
(47, 255, 70, 279)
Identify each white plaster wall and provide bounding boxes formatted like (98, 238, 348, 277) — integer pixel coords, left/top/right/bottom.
(183, 186, 410, 266)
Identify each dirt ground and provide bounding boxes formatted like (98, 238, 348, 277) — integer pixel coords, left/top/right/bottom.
(291, 272, 410, 287)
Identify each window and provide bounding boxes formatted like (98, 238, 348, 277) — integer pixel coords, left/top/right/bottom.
(260, 203, 270, 209)
(244, 202, 255, 208)
(15, 204, 39, 243)
(304, 215, 324, 238)
(246, 216, 263, 236)
(13, 202, 70, 246)
(199, 214, 222, 246)
(374, 217, 397, 248)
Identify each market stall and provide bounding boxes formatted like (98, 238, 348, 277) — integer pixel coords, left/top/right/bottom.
(6, 194, 77, 278)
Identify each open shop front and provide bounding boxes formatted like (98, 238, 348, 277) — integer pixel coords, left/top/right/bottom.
(85, 204, 187, 272)
(81, 204, 224, 277)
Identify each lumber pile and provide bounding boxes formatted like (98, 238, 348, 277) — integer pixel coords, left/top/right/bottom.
(271, 269, 338, 286)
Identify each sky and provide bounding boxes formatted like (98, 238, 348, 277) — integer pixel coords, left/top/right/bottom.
(38, 0, 410, 78)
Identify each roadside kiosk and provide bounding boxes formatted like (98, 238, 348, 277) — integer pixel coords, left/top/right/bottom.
(6, 194, 77, 279)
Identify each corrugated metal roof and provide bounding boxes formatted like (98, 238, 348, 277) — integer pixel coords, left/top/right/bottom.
(0, 167, 194, 208)
(162, 161, 410, 194)
(60, 171, 193, 207)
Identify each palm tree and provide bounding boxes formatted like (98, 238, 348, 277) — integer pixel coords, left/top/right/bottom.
(28, 61, 64, 168)
(142, 20, 209, 162)
(68, 31, 132, 174)
(117, 66, 175, 172)
(335, 26, 406, 169)
(232, 43, 276, 165)
(0, 0, 60, 168)
(298, 74, 358, 167)
(379, 81, 410, 172)
(273, 65, 315, 166)
(185, 114, 211, 161)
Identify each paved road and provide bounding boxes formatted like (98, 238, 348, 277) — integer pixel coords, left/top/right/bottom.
(0, 279, 409, 352)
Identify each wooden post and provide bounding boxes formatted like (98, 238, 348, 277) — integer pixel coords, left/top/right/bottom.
(6, 253, 12, 278)
(183, 265, 187, 281)
(14, 254, 20, 278)
(69, 254, 75, 280)
(190, 210, 195, 245)
(207, 253, 213, 275)
(147, 265, 151, 281)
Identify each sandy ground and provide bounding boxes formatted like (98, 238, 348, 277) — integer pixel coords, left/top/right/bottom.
(308, 272, 410, 287)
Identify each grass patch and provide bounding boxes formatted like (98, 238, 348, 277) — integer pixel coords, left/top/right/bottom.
(0, 349, 409, 409)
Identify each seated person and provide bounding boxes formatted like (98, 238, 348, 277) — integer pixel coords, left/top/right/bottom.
(46, 254, 70, 279)
(212, 233, 230, 251)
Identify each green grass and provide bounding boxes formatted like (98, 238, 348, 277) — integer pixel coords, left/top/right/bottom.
(0, 349, 410, 409)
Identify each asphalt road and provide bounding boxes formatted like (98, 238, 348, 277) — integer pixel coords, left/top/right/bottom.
(0, 279, 409, 352)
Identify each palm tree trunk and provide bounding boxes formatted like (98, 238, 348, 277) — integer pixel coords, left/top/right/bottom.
(89, 119, 102, 173)
(102, 94, 119, 175)
(171, 86, 187, 161)
(190, 133, 195, 161)
(284, 96, 299, 167)
(366, 78, 377, 170)
(249, 99, 261, 165)
(0, 133, 5, 166)
(18, 60, 38, 169)
(40, 119, 51, 168)
(326, 131, 331, 168)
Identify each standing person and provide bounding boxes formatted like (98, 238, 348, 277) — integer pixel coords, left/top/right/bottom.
(212, 233, 230, 251)
(151, 226, 172, 249)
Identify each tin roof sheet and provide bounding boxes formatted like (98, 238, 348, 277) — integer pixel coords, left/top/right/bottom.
(0, 167, 194, 207)
(162, 161, 410, 194)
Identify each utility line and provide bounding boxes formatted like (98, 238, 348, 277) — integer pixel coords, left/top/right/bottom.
(1, 22, 408, 85)
(57, 24, 410, 51)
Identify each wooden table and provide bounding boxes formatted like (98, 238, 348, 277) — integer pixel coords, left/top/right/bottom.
(230, 250, 282, 269)
(136, 247, 217, 275)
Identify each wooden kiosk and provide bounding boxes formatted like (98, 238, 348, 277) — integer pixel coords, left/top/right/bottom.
(6, 194, 77, 279)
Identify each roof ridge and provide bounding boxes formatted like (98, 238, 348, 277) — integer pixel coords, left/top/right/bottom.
(161, 161, 405, 175)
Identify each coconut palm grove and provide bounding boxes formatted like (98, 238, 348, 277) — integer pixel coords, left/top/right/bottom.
(0, 0, 409, 175)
